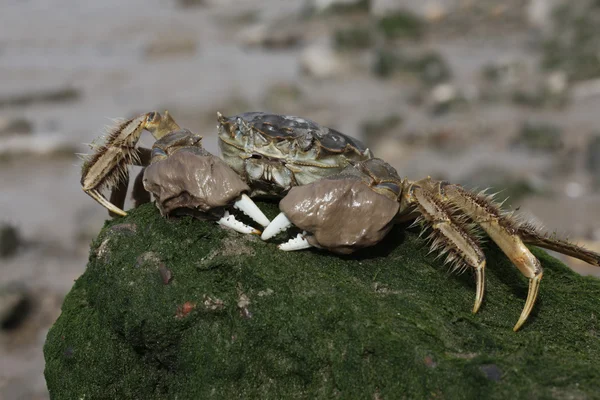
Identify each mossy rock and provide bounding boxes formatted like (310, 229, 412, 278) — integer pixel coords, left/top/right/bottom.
(44, 203, 600, 399)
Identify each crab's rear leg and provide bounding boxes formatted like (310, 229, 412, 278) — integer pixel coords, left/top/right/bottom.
(440, 184, 543, 331)
(81, 112, 180, 216)
(405, 182, 487, 313)
(517, 224, 600, 267)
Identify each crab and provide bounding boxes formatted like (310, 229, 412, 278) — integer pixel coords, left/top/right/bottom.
(261, 158, 600, 331)
(80, 111, 270, 234)
(80, 111, 600, 331)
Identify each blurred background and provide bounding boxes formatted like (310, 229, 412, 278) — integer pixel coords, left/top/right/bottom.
(1, 0, 600, 397)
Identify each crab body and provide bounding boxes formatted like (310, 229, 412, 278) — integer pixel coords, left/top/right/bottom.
(217, 112, 372, 197)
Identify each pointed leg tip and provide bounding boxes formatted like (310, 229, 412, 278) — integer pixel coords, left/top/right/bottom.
(472, 301, 482, 314)
(513, 320, 525, 332)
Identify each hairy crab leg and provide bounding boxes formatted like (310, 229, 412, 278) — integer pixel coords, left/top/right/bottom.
(233, 194, 271, 227)
(406, 182, 487, 313)
(440, 184, 543, 331)
(218, 211, 261, 235)
(108, 147, 153, 217)
(81, 111, 180, 216)
(517, 225, 600, 267)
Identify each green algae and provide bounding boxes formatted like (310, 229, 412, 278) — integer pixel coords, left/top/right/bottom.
(45, 203, 600, 399)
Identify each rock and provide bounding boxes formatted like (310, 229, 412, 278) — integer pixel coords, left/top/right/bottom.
(238, 23, 303, 50)
(0, 117, 33, 137)
(0, 133, 78, 160)
(370, 0, 448, 21)
(45, 203, 600, 398)
(372, 50, 451, 85)
(144, 35, 198, 60)
(586, 134, 600, 189)
(526, 0, 563, 31)
(512, 121, 564, 153)
(299, 44, 344, 78)
(0, 283, 32, 331)
(0, 223, 21, 258)
(0, 87, 80, 109)
(377, 10, 426, 40)
(541, 1, 600, 82)
(262, 82, 303, 114)
(175, 0, 205, 7)
(333, 26, 373, 51)
(360, 113, 402, 145)
(305, 0, 370, 14)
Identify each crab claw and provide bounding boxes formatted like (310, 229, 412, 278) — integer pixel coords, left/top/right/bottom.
(218, 211, 261, 235)
(234, 194, 270, 227)
(261, 212, 293, 240)
(279, 232, 312, 251)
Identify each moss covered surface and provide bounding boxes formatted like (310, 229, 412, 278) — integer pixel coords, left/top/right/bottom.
(44, 203, 600, 399)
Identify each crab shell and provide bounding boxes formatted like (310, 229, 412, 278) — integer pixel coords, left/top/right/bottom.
(143, 146, 250, 218)
(218, 112, 372, 197)
(279, 159, 403, 254)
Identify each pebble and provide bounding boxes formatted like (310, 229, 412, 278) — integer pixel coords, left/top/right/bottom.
(299, 44, 344, 79)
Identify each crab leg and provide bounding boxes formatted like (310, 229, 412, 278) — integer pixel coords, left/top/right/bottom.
(81, 111, 180, 216)
(517, 224, 600, 267)
(406, 183, 487, 314)
(440, 184, 543, 331)
(218, 211, 261, 235)
(233, 194, 271, 227)
(107, 147, 153, 216)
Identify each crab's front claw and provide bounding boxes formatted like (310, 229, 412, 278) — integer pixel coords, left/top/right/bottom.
(262, 166, 400, 254)
(143, 145, 269, 235)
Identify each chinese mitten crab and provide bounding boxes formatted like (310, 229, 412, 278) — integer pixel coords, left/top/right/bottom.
(80, 110, 600, 331)
(261, 158, 600, 331)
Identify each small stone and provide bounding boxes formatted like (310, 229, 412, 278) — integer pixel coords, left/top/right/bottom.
(512, 122, 564, 153)
(175, 0, 205, 7)
(423, 356, 437, 368)
(0, 284, 32, 331)
(0, 86, 80, 108)
(176, 302, 196, 319)
(0, 117, 33, 137)
(203, 295, 225, 311)
(107, 223, 137, 235)
(135, 252, 162, 269)
(0, 133, 78, 160)
(333, 26, 373, 51)
(144, 35, 197, 60)
(158, 263, 173, 285)
(299, 44, 344, 79)
(586, 135, 600, 188)
(306, 0, 369, 14)
(239, 24, 302, 50)
(377, 10, 425, 40)
(479, 364, 502, 381)
(0, 223, 21, 259)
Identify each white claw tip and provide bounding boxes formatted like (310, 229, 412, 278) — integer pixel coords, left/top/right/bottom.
(261, 212, 293, 240)
(233, 194, 270, 227)
(217, 211, 261, 235)
(279, 232, 312, 251)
